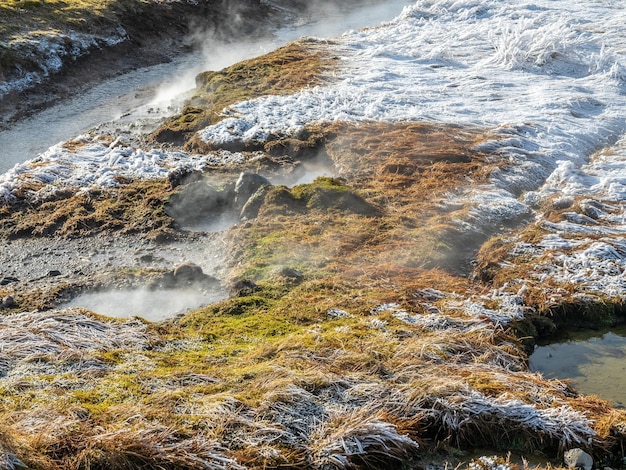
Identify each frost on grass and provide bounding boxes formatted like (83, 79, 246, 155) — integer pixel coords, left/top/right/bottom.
(309, 408, 419, 469)
(0, 135, 253, 204)
(0, 309, 152, 378)
(427, 389, 595, 450)
(487, 136, 626, 303)
(0, 29, 127, 99)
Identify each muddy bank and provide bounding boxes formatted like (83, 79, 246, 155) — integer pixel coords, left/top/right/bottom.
(0, 0, 281, 128)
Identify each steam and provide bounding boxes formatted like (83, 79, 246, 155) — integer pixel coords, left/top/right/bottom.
(165, 148, 337, 232)
(146, 0, 410, 115)
(64, 288, 225, 322)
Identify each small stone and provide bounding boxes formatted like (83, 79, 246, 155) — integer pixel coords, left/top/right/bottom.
(140, 254, 155, 263)
(229, 278, 258, 297)
(564, 448, 593, 470)
(0, 296, 15, 309)
(273, 266, 303, 280)
(173, 262, 204, 280)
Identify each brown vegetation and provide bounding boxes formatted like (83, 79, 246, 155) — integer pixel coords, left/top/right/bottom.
(0, 179, 177, 241)
(152, 39, 336, 149)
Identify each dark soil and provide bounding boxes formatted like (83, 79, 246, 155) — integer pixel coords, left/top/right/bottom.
(0, 0, 280, 128)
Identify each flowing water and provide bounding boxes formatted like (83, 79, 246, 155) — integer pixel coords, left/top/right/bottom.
(529, 325, 626, 408)
(0, 0, 410, 174)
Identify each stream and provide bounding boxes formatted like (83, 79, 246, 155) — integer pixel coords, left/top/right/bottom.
(0, 0, 410, 174)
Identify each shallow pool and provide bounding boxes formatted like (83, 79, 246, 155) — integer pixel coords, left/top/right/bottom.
(529, 324, 626, 408)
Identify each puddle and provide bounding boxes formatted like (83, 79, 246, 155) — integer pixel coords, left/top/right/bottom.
(529, 324, 626, 407)
(64, 287, 226, 322)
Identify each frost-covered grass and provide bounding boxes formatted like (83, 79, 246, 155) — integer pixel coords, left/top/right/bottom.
(3, 0, 626, 467)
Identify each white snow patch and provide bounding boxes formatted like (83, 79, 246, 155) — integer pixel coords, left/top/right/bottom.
(0, 29, 127, 99)
(0, 135, 252, 203)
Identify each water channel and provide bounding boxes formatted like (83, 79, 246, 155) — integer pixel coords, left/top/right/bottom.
(0, 0, 410, 174)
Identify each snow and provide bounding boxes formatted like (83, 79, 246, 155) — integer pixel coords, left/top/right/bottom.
(0, 28, 127, 99)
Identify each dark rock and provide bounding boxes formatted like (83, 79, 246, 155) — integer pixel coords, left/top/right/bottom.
(48, 270, 62, 277)
(152, 262, 220, 289)
(234, 172, 272, 210)
(167, 167, 203, 187)
(140, 254, 155, 263)
(0, 276, 19, 286)
(240, 185, 271, 220)
(273, 266, 303, 280)
(229, 278, 258, 297)
(0, 296, 15, 309)
(173, 262, 205, 281)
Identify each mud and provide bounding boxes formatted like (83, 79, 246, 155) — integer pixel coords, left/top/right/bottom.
(0, 231, 228, 313)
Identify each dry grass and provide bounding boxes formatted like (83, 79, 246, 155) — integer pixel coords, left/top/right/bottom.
(152, 39, 336, 149)
(0, 178, 177, 240)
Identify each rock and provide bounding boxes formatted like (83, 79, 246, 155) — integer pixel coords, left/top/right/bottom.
(139, 254, 155, 263)
(165, 181, 232, 226)
(153, 262, 221, 289)
(0, 296, 15, 309)
(167, 166, 201, 187)
(173, 262, 205, 281)
(0, 276, 19, 286)
(240, 185, 271, 220)
(564, 448, 593, 470)
(273, 266, 303, 280)
(48, 270, 62, 277)
(229, 278, 258, 297)
(234, 172, 272, 210)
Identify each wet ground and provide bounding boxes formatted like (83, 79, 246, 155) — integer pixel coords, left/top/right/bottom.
(0, 231, 229, 314)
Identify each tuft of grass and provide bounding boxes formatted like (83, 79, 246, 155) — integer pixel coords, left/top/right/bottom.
(152, 39, 336, 149)
(0, 178, 177, 240)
